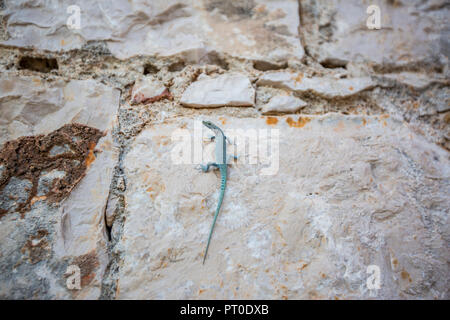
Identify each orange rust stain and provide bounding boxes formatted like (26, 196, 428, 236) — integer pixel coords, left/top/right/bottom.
(30, 195, 47, 206)
(198, 289, 206, 295)
(152, 135, 170, 146)
(362, 118, 367, 126)
(146, 186, 157, 200)
(383, 120, 387, 127)
(401, 270, 412, 282)
(60, 39, 66, 46)
(1, 79, 14, 92)
(286, 116, 311, 128)
(349, 86, 354, 91)
(298, 262, 309, 272)
(255, 4, 267, 13)
(266, 117, 278, 125)
(380, 114, 390, 119)
(85, 141, 96, 168)
(275, 225, 284, 238)
(444, 113, 450, 124)
(292, 72, 303, 84)
(219, 117, 227, 125)
(333, 120, 345, 132)
(392, 259, 398, 267)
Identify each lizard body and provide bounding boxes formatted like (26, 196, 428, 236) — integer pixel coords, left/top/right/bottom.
(199, 120, 229, 264)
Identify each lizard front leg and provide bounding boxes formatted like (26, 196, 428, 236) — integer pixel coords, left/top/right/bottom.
(198, 162, 219, 172)
(203, 134, 215, 142)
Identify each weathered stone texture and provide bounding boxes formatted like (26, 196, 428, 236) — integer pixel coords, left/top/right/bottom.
(0, 74, 120, 299)
(1, 0, 304, 63)
(258, 72, 375, 98)
(117, 115, 449, 299)
(181, 73, 255, 108)
(301, 0, 449, 68)
(260, 94, 307, 114)
(0, 0, 448, 301)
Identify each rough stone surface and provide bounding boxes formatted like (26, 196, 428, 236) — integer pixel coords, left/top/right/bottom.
(0, 0, 448, 301)
(1, 0, 304, 63)
(301, 0, 449, 69)
(0, 73, 119, 144)
(0, 74, 120, 299)
(260, 94, 307, 114)
(181, 73, 255, 108)
(131, 76, 171, 105)
(258, 72, 375, 98)
(382, 72, 446, 90)
(117, 115, 449, 299)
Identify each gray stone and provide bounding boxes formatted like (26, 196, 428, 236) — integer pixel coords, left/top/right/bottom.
(1, 0, 304, 63)
(37, 170, 66, 197)
(0, 177, 32, 213)
(0, 73, 120, 145)
(116, 115, 449, 299)
(301, 0, 449, 68)
(260, 94, 307, 114)
(131, 77, 170, 105)
(49, 144, 73, 157)
(181, 73, 255, 107)
(257, 72, 375, 98)
(0, 73, 120, 299)
(382, 72, 444, 90)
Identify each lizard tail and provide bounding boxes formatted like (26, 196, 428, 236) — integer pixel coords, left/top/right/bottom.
(203, 166, 227, 264)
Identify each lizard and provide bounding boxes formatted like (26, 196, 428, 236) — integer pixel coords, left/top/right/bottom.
(198, 120, 234, 264)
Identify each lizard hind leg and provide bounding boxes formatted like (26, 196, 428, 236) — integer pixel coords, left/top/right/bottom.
(227, 155, 238, 164)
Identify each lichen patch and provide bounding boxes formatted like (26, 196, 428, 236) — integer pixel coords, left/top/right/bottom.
(0, 123, 104, 218)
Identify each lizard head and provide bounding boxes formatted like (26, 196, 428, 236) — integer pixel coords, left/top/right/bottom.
(202, 120, 219, 130)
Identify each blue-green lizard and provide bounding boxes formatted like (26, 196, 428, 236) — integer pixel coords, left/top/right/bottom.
(199, 120, 233, 264)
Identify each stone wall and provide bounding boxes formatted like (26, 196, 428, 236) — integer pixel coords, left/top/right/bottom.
(0, 0, 448, 299)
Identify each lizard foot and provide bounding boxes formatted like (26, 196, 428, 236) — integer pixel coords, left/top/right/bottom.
(196, 162, 219, 172)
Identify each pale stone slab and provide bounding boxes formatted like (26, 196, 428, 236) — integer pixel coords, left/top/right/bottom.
(260, 94, 307, 114)
(258, 72, 375, 98)
(0, 74, 120, 299)
(382, 72, 443, 90)
(131, 76, 170, 105)
(117, 114, 449, 299)
(0, 74, 119, 145)
(302, 0, 449, 68)
(1, 0, 304, 63)
(180, 74, 255, 108)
